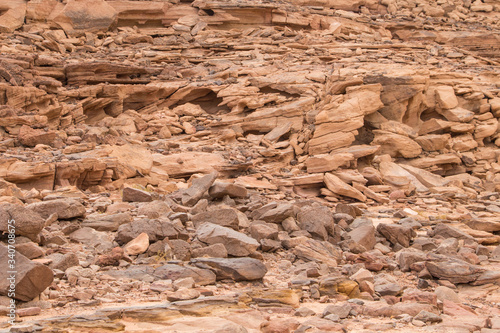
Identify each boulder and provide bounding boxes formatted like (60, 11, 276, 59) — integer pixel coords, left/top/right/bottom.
(153, 264, 216, 285)
(27, 199, 86, 220)
(196, 223, 259, 257)
(0, 244, 53, 301)
(426, 259, 484, 284)
(0, 203, 45, 242)
(296, 205, 332, 240)
(124, 232, 150, 256)
(122, 187, 152, 202)
(191, 257, 267, 281)
(181, 172, 218, 206)
(324, 173, 366, 201)
(115, 219, 185, 244)
(377, 223, 416, 248)
(347, 221, 376, 251)
(192, 208, 240, 230)
(209, 182, 248, 198)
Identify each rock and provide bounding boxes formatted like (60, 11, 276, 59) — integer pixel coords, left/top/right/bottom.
(181, 171, 218, 206)
(191, 243, 228, 258)
(122, 187, 152, 202)
(296, 205, 332, 240)
(397, 248, 427, 271)
(69, 227, 114, 252)
(257, 203, 295, 223)
(260, 318, 300, 333)
(115, 218, 185, 244)
(377, 223, 416, 248)
(51, 0, 118, 36)
(165, 288, 200, 302)
(137, 200, 171, 219)
(414, 310, 442, 323)
(374, 274, 403, 296)
(124, 232, 149, 255)
(426, 259, 484, 284)
(191, 257, 267, 281)
(249, 223, 278, 241)
(324, 173, 366, 201)
(108, 144, 153, 178)
(0, 0, 26, 33)
(347, 221, 376, 251)
(319, 278, 360, 299)
(153, 264, 216, 286)
(293, 239, 342, 267)
(27, 199, 86, 220)
(192, 208, 240, 229)
(81, 212, 132, 231)
(15, 242, 44, 259)
(196, 223, 259, 257)
(17, 125, 57, 147)
(435, 86, 459, 109)
(47, 252, 79, 272)
(95, 247, 124, 266)
(209, 182, 248, 198)
(169, 239, 192, 261)
(435, 286, 460, 303)
(295, 307, 316, 317)
(322, 303, 352, 319)
(0, 203, 45, 242)
(428, 224, 474, 241)
(0, 244, 53, 301)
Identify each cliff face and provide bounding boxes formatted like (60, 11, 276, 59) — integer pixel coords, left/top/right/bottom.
(1, 1, 500, 332)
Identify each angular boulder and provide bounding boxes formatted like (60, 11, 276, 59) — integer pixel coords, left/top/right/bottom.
(0, 244, 54, 301)
(196, 223, 259, 257)
(191, 257, 267, 281)
(0, 203, 45, 242)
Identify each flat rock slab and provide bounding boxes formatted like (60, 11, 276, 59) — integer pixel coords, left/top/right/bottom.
(153, 264, 216, 286)
(191, 257, 267, 281)
(426, 259, 484, 284)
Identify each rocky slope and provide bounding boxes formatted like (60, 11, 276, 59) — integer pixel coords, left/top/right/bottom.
(1, 0, 500, 332)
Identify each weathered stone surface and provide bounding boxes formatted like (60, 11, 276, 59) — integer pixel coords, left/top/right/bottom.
(115, 219, 185, 244)
(196, 223, 259, 257)
(324, 173, 366, 202)
(124, 232, 149, 256)
(181, 172, 218, 206)
(122, 187, 152, 202)
(426, 259, 485, 284)
(27, 199, 86, 220)
(50, 0, 118, 36)
(209, 182, 248, 198)
(377, 223, 416, 248)
(191, 257, 267, 281)
(0, 203, 45, 242)
(192, 208, 240, 229)
(0, 244, 53, 301)
(348, 221, 376, 251)
(296, 205, 332, 241)
(153, 264, 216, 286)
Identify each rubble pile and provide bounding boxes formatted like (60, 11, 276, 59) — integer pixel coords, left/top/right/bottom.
(0, 0, 500, 332)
